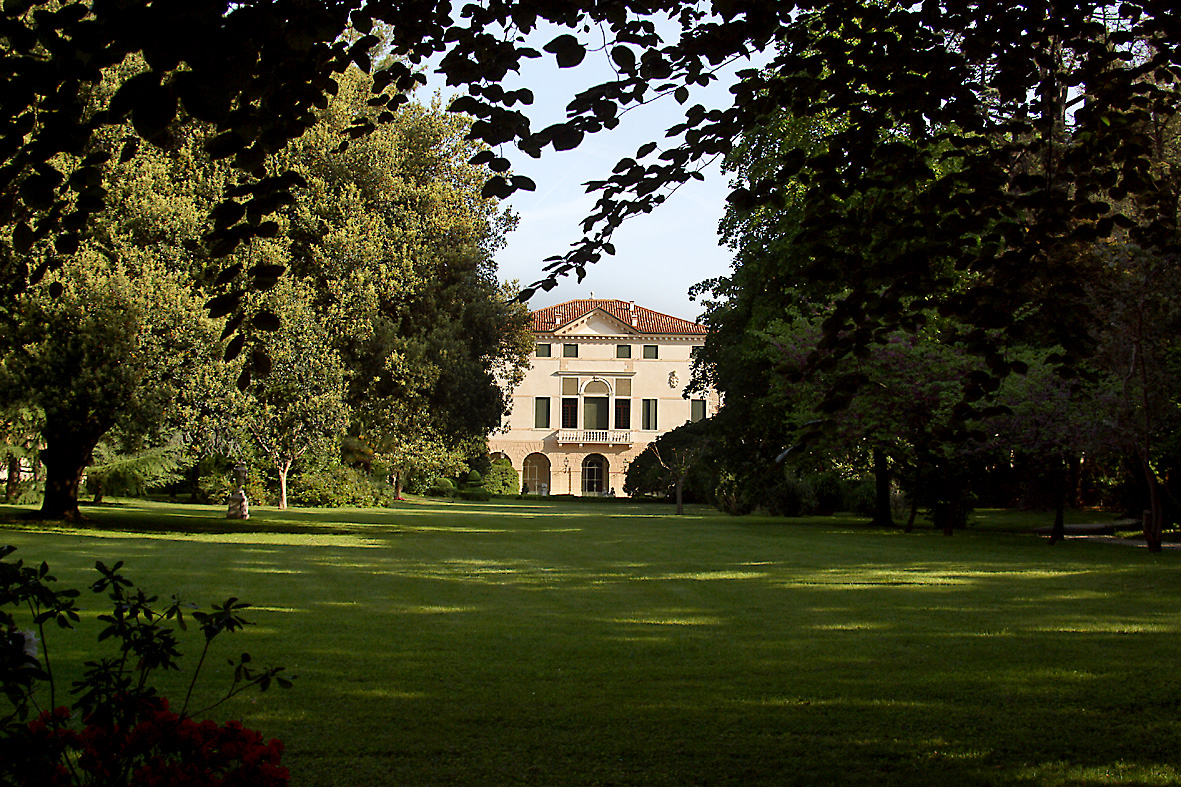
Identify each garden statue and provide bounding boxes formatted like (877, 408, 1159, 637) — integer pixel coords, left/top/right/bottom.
(227, 463, 249, 520)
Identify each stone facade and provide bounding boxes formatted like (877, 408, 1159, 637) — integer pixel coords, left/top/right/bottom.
(489, 298, 717, 496)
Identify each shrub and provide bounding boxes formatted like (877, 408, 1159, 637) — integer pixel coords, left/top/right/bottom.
(807, 471, 847, 515)
(288, 465, 397, 508)
(197, 463, 275, 507)
(463, 470, 483, 487)
(425, 477, 456, 498)
(762, 472, 818, 517)
(0, 547, 291, 786)
(846, 478, 878, 516)
(456, 487, 493, 501)
(484, 459, 519, 495)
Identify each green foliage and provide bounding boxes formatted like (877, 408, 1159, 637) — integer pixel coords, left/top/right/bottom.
(287, 465, 397, 508)
(624, 420, 716, 504)
(456, 487, 493, 502)
(85, 434, 188, 500)
(197, 462, 275, 508)
(484, 458, 520, 496)
(0, 546, 291, 784)
(1, 258, 217, 517)
(424, 477, 457, 498)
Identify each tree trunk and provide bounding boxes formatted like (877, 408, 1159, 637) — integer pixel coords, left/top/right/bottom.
(1049, 455, 1066, 545)
(393, 472, 404, 501)
(871, 448, 894, 527)
(1141, 456, 1164, 552)
(4, 452, 19, 502)
(40, 428, 102, 520)
(92, 476, 104, 505)
(1066, 454, 1083, 509)
(277, 459, 291, 510)
(675, 476, 684, 515)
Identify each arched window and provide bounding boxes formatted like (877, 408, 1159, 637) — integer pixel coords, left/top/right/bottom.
(582, 380, 611, 430)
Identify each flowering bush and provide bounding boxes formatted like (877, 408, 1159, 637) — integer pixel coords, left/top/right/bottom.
(7, 698, 288, 786)
(1, 546, 292, 786)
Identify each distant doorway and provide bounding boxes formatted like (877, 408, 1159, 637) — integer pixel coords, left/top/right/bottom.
(581, 454, 607, 495)
(523, 453, 551, 495)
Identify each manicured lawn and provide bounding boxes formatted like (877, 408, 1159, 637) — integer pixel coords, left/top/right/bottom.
(3, 498, 1180, 786)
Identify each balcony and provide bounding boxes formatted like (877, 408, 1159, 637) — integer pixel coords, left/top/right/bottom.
(556, 430, 634, 446)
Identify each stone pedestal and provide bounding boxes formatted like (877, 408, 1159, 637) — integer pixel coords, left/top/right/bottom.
(227, 489, 250, 519)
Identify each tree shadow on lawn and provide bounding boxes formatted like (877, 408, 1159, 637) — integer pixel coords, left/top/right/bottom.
(276, 564, 1181, 786)
(0, 501, 380, 537)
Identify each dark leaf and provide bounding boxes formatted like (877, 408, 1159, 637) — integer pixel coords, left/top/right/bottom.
(220, 312, 246, 340)
(551, 126, 584, 151)
(205, 132, 245, 160)
(119, 139, 140, 163)
(214, 263, 243, 287)
(205, 290, 243, 320)
(53, 233, 78, 254)
(247, 264, 286, 280)
(13, 222, 33, 254)
(611, 46, 636, 73)
(251, 347, 272, 378)
(252, 310, 281, 331)
(481, 175, 514, 199)
(224, 333, 245, 362)
(543, 34, 586, 68)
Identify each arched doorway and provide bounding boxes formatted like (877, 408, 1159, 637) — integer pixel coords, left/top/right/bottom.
(522, 453, 551, 495)
(581, 454, 608, 495)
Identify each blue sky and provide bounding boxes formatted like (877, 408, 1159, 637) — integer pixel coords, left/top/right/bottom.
(422, 28, 765, 324)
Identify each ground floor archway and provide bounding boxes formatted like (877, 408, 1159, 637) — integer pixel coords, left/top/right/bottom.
(522, 453, 551, 495)
(581, 454, 608, 495)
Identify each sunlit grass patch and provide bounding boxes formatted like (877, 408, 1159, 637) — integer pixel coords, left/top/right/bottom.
(1016, 761, 1181, 785)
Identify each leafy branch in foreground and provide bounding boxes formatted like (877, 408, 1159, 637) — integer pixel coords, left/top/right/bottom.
(0, 546, 293, 786)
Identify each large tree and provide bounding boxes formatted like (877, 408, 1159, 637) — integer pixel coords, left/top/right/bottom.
(274, 68, 533, 493)
(234, 278, 350, 510)
(0, 259, 214, 518)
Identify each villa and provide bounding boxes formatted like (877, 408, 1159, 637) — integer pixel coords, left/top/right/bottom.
(489, 298, 718, 496)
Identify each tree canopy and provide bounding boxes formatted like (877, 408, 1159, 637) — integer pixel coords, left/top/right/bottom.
(4, 0, 1181, 524)
(5, 3, 1177, 331)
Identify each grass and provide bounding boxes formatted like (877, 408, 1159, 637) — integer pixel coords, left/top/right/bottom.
(3, 497, 1180, 786)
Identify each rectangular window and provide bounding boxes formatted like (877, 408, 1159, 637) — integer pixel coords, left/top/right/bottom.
(534, 397, 550, 428)
(643, 345, 659, 359)
(561, 397, 578, 429)
(584, 397, 609, 430)
(642, 399, 658, 430)
(615, 378, 632, 397)
(536, 343, 551, 357)
(616, 344, 631, 358)
(562, 377, 579, 396)
(563, 343, 578, 358)
(691, 399, 706, 423)
(615, 399, 631, 430)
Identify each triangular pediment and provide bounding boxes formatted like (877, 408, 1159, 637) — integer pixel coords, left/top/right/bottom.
(553, 308, 639, 336)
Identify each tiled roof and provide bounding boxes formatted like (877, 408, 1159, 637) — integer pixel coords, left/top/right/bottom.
(531, 298, 707, 336)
